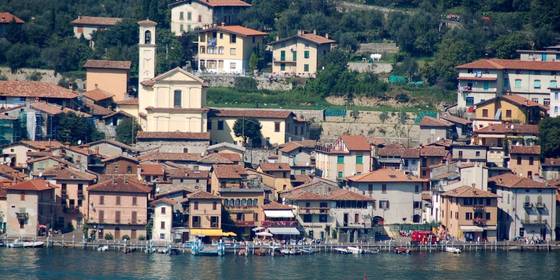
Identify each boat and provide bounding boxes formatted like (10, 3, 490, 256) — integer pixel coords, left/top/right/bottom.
(347, 246, 363, 254)
(97, 245, 109, 252)
(363, 248, 380, 254)
(334, 248, 351, 254)
(394, 247, 411, 254)
(191, 239, 225, 256)
(445, 247, 462, 254)
(7, 240, 44, 248)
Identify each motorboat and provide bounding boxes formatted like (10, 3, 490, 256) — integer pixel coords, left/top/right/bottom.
(445, 247, 462, 254)
(334, 248, 351, 254)
(97, 245, 109, 252)
(394, 247, 411, 254)
(363, 248, 380, 254)
(7, 240, 44, 248)
(347, 246, 363, 254)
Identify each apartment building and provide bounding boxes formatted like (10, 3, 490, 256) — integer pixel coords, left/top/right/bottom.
(83, 60, 131, 102)
(315, 135, 372, 181)
(187, 191, 223, 242)
(169, 0, 251, 35)
(508, 145, 541, 179)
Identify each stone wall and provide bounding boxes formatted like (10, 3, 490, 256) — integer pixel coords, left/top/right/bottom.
(0, 67, 61, 84)
(197, 74, 293, 91)
(135, 140, 209, 154)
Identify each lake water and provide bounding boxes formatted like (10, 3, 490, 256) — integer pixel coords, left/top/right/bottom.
(0, 248, 559, 280)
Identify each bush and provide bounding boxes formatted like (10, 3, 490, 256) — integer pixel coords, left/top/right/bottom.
(121, 235, 130, 241)
(104, 233, 114, 240)
(138, 235, 146, 241)
(234, 77, 258, 91)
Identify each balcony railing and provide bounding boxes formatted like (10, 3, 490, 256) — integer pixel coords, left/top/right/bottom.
(261, 220, 298, 227)
(233, 221, 255, 227)
(536, 202, 545, 209)
(523, 216, 547, 224)
(473, 218, 486, 226)
(16, 212, 29, 221)
(300, 207, 330, 214)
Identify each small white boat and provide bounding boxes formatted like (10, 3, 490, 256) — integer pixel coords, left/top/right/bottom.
(97, 245, 109, 252)
(445, 247, 462, 254)
(7, 240, 44, 248)
(334, 248, 351, 254)
(347, 246, 363, 254)
(363, 248, 380, 254)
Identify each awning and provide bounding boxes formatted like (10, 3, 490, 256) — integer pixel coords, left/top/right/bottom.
(190, 229, 237, 237)
(264, 210, 294, 218)
(460, 226, 484, 232)
(267, 227, 300, 235)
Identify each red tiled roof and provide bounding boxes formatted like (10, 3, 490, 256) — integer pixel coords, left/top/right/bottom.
(211, 109, 293, 119)
(0, 165, 25, 181)
(271, 32, 336, 46)
(71, 16, 122, 26)
(203, 25, 267, 37)
(199, 153, 234, 164)
(167, 168, 209, 179)
(0, 81, 77, 99)
(401, 148, 420, 158)
(84, 102, 114, 116)
(219, 153, 242, 162)
(136, 131, 210, 140)
(138, 152, 201, 162)
(20, 140, 63, 151)
(420, 146, 449, 157)
(115, 98, 139, 105)
(475, 123, 539, 135)
(0, 12, 24, 24)
(347, 168, 427, 183)
(170, 0, 251, 8)
(88, 177, 151, 193)
(30, 102, 91, 117)
(101, 155, 139, 163)
(442, 185, 498, 198)
(213, 164, 246, 179)
(259, 162, 290, 172)
(502, 95, 547, 110)
(489, 173, 554, 189)
(279, 140, 317, 153)
(326, 189, 374, 201)
(284, 191, 326, 201)
(83, 59, 131, 70)
(139, 163, 165, 176)
(261, 201, 293, 210)
(145, 107, 209, 114)
(84, 88, 113, 102)
(7, 179, 55, 191)
(150, 198, 176, 206)
(42, 166, 97, 181)
(543, 158, 560, 167)
(292, 174, 312, 184)
(457, 58, 560, 71)
(510, 145, 541, 155)
(440, 113, 471, 126)
(138, 19, 157, 26)
(340, 135, 370, 151)
(188, 190, 221, 199)
(420, 116, 453, 127)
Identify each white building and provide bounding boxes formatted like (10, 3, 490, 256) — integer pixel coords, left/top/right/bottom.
(151, 198, 175, 243)
(71, 16, 122, 47)
(489, 173, 557, 241)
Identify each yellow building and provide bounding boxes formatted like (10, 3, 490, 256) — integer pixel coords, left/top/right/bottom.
(441, 185, 498, 242)
(208, 109, 308, 146)
(474, 94, 547, 125)
(269, 30, 336, 78)
(508, 145, 541, 178)
(84, 59, 131, 102)
(197, 25, 266, 74)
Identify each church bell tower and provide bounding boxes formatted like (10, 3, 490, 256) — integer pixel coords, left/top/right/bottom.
(138, 19, 157, 85)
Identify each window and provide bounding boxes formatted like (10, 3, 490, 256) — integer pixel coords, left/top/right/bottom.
(505, 109, 512, 118)
(544, 98, 550, 106)
(187, 12, 192, 21)
(483, 81, 489, 91)
(179, 12, 184, 20)
(551, 80, 558, 88)
(274, 122, 280, 132)
(514, 79, 522, 88)
(159, 233, 165, 240)
(355, 213, 359, 223)
(132, 197, 137, 206)
(194, 201, 199, 210)
(337, 155, 344, 164)
(356, 155, 363, 164)
(211, 216, 219, 228)
(486, 213, 491, 220)
(230, 34, 236, 43)
(213, 201, 217, 210)
(379, 200, 390, 209)
(180, 24, 184, 32)
(465, 212, 472, 220)
(173, 90, 182, 108)
(218, 120, 224, 130)
(482, 109, 488, 117)
(198, 15, 202, 22)
(116, 196, 121, 206)
(192, 216, 201, 227)
(131, 211, 137, 224)
(230, 62, 236, 70)
(99, 195, 104, 205)
(304, 50, 310, 59)
(303, 215, 312, 223)
(458, 151, 463, 158)
(381, 184, 387, 193)
(20, 192, 25, 201)
(413, 201, 422, 209)
(144, 30, 151, 44)
(99, 210, 104, 223)
(292, 51, 297, 61)
(230, 48, 236, 55)
(475, 151, 481, 157)
(414, 185, 419, 193)
(337, 171, 343, 178)
(368, 184, 373, 193)
(517, 156, 522, 165)
(280, 63, 286, 71)
(115, 211, 121, 223)
(529, 157, 534, 165)
(466, 97, 474, 106)
(319, 215, 328, 222)
(304, 64, 309, 72)
(280, 50, 286, 61)
(534, 79, 541, 89)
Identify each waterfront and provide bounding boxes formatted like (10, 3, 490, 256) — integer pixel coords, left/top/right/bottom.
(0, 248, 559, 280)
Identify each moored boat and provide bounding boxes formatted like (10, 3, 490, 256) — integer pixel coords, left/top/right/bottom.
(334, 248, 351, 254)
(394, 247, 411, 254)
(347, 246, 363, 254)
(445, 247, 462, 254)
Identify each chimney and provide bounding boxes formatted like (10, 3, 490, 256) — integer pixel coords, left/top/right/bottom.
(297, 30, 303, 36)
(325, 33, 329, 39)
(313, 29, 316, 34)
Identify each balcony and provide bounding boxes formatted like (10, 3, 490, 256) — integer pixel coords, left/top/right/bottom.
(535, 202, 545, 209)
(523, 202, 533, 209)
(473, 218, 486, 226)
(261, 220, 298, 228)
(16, 212, 29, 222)
(233, 220, 255, 227)
(273, 58, 297, 64)
(300, 206, 329, 214)
(523, 216, 547, 225)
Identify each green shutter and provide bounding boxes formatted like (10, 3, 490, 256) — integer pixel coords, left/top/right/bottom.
(356, 155, 363, 164)
(337, 155, 344, 164)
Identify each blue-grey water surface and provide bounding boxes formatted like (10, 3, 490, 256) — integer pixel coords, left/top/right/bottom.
(0, 248, 559, 279)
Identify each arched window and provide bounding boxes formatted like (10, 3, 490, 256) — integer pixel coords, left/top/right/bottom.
(224, 199, 229, 207)
(253, 199, 258, 206)
(235, 199, 240, 207)
(525, 196, 530, 203)
(144, 30, 152, 44)
(246, 199, 252, 207)
(230, 199, 234, 206)
(537, 195, 543, 204)
(241, 199, 247, 206)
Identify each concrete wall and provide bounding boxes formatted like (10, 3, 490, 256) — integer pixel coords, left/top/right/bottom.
(85, 69, 128, 101)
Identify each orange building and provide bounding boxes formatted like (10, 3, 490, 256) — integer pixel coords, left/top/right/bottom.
(84, 59, 131, 102)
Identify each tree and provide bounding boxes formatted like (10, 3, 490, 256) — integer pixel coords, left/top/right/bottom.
(53, 112, 104, 144)
(233, 118, 262, 147)
(488, 32, 531, 59)
(116, 117, 140, 144)
(539, 117, 560, 157)
(248, 53, 259, 75)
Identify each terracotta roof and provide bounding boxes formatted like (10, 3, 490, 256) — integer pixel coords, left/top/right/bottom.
(101, 155, 139, 163)
(188, 190, 221, 199)
(347, 168, 427, 183)
(284, 191, 326, 201)
(489, 173, 554, 189)
(327, 189, 374, 201)
(420, 146, 449, 157)
(202, 25, 267, 37)
(292, 174, 312, 184)
(88, 177, 151, 193)
(475, 123, 539, 135)
(139, 163, 165, 176)
(543, 158, 560, 167)
(0, 81, 77, 99)
(101, 110, 134, 120)
(427, 139, 453, 148)
(199, 153, 234, 164)
(259, 162, 290, 172)
(0, 165, 25, 181)
(65, 145, 94, 156)
(219, 153, 242, 162)
(442, 185, 498, 198)
(42, 166, 97, 181)
(213, 164, 247, 179)
(83, 59, 131, 70)
(115, 98, 139, 105)
(0, 12, 24, 24)
(136, 131, 210, 140)
(20, 140, 63, 151)
(87, 139, 136, 152)
(150, 198, 176, 206)
(167, 168, 209, 179)
(84, 88, 113, 102)
(137, 19, 157, 26)
(84, 102, 114, 116)
(30, 102, 90, 117)
(279, 140, 317, 153)
(170, 0, 251, 8)
(71, 16, 122, 26)
(510, 145, 541, 155)
(145, 107, 209, 114)
(138, 152, 201, 162)
(261, 201, 293, 210)
(457, 58, 560, 71)
(340, 135, 370, 151)
(377, 146, 405, 157)
(440, 113, 471, 126)
(401, 148, 420, 158)
(368, 137, 386, 146)
(420, 116, 453, 127)
(7, 179, 55, 191)
(210, 109, 293, 119)
(501, 95, 547, 110)
(271, 32, 336, 46)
